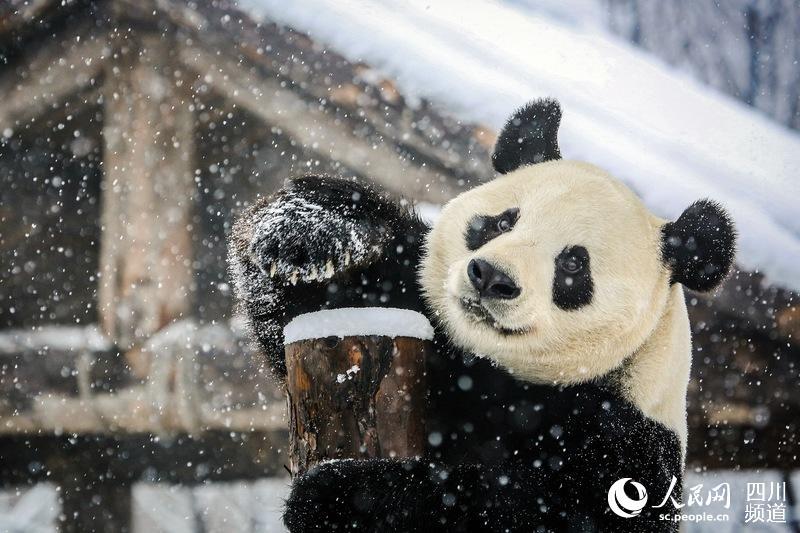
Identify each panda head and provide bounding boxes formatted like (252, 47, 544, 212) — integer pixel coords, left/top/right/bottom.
(420, 99, 736, 384)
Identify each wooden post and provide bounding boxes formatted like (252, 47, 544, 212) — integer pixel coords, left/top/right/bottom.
(99, 32, 196, 350)
(284, 309, 430, 476)
(58, 475, 132, 533)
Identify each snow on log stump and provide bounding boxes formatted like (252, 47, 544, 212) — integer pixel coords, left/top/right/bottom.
(283, 308, 433, 476)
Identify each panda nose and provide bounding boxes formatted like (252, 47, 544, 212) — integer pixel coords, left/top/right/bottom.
(468, 259, 521, 300)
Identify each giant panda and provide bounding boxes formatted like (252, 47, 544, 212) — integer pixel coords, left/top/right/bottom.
(228, 99, 736, 532)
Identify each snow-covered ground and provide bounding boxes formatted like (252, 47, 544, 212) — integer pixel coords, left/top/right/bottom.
(0, 479, 290, 533)
(2, 473, 796, 532)
(240, 0, 800, 290)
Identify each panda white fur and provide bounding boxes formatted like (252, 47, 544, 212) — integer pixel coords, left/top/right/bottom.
(229, 99, 736, 532)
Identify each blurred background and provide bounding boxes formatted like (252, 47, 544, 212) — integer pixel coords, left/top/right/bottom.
(0, 0, 798, 531)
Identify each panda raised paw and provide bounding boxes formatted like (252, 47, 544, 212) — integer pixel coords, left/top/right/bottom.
(247, 179, 395, 285)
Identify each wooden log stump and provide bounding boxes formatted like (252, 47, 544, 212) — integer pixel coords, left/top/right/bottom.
(58, 474, 132, 533)
(283, 308, 432, 476)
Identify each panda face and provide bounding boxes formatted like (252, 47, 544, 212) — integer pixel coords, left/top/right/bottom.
(420, 160, 673, 384)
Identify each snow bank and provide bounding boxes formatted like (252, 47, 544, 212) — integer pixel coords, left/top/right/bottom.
(241, 0, 800, 290)
(283, 308, 434, 343)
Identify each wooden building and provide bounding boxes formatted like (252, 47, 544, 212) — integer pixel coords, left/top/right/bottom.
(0, 0, 492, 529)
(0, 0, 797, 530)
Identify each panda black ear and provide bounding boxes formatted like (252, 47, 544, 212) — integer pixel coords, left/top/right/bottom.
(492, 98, 562, 175)
(661, 199, 736, 292)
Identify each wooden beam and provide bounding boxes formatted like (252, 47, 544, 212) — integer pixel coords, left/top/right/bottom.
(0, 431, 288, 487)
(0, 27, 106, 130)
(154, 0, 492, 186)
(0, 323, 286, 435)
(178, 45, 458, 204)
(99, 34, 196, 349)
(0, 386, 286, 435)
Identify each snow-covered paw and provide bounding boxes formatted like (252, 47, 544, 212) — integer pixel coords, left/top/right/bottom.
(249, 196, 390, 284)
(251, 230, 385, 285)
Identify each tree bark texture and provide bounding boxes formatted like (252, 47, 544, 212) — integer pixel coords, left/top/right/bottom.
(285, 336, 428, 476)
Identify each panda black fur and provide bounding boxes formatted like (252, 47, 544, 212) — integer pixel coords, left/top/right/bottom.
(228, 99, 736, 532)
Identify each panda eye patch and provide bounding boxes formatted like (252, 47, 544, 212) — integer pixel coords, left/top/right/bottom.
(553, 246, 593, 310)
(465, 208, 520, 250)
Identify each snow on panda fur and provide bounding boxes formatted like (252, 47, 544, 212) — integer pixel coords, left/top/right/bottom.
(228, 99, 736, 532)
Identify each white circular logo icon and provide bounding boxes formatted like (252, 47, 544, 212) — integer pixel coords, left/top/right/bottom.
(607, 478, 648, 518)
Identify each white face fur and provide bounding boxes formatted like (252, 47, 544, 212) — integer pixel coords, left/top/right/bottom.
(420, 160, 675, 385)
